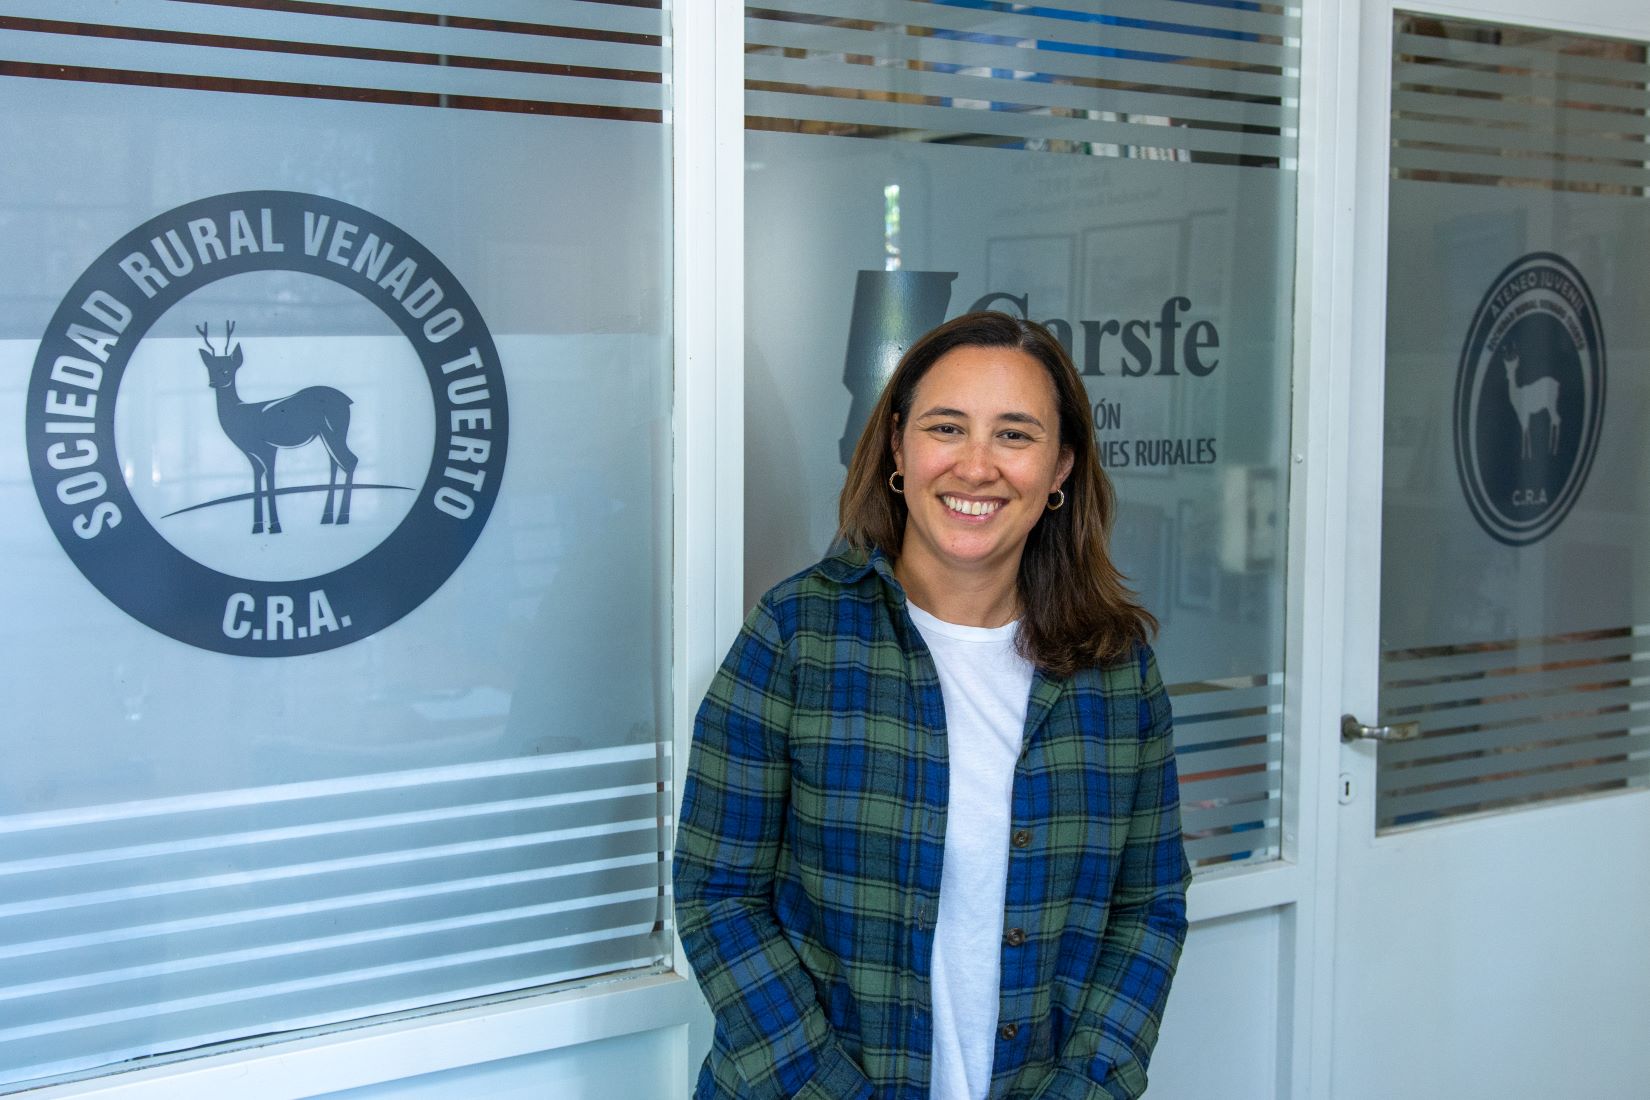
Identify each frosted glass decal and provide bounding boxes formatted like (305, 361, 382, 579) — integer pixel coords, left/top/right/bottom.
(25, 191, 507, 657)
(1452, 253, 1603, 548)
(746, 0, 1299, 167)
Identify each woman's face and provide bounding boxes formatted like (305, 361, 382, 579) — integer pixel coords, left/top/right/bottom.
(892, 343, 1074, 587)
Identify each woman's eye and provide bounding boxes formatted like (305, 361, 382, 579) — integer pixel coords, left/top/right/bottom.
(1001, 430, 1029, 442)
(928, 424, 962, 436)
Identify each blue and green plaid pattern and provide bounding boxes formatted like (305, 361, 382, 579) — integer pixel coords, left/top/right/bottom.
(674, 549, 1190, 1099)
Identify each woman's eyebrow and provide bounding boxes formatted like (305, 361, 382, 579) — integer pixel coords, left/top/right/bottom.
(914, 406, 1047, 430)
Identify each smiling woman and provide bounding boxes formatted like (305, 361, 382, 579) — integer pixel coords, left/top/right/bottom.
(674, 311, 1190, 1100)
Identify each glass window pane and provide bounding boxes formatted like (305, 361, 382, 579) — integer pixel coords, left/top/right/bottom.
(743, 0, 1300, 869)
(0, 2, 673, 1087)
(1378, 14, 1650, 830)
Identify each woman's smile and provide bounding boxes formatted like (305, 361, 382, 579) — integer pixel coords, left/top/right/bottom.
(940, 494, 1003, 518)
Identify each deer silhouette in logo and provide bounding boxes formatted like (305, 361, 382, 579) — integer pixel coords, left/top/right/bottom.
(197, 322, 358, 534)
(1501, 343, 1561, 459)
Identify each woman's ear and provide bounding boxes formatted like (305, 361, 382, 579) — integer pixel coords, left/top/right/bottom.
(890, 417, 904, 470)
(1055, 445, 1075, 490)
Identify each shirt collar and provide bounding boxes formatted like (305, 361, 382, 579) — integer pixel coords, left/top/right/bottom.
(816, 543, 901, 592)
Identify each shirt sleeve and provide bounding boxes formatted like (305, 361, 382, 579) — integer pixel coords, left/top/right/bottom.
(1033, 645, 1192, 1100)
(672, 599, 876, 1100)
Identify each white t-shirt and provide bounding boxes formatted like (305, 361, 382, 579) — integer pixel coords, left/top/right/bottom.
(907, 601, 1035, 1100)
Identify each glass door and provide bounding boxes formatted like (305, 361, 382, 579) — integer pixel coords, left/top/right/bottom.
(1333, 7, 1650, 1096)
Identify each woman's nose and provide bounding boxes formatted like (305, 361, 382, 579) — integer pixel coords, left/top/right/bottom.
(955, 439, 995, 482)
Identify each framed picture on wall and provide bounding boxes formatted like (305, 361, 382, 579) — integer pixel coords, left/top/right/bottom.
(986, 233, 1075, 323)
(1081, 219, 1181, 319)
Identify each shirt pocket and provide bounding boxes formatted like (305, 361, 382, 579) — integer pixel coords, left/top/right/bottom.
(787, 668, 920, 880)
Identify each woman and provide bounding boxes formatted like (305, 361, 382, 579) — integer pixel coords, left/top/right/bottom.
(675, 312, 1190, 1099)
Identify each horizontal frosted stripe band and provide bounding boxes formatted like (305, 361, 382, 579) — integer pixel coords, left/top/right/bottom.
(1394, 32, 1650, 85)
(1176, 740, 1281, 777)
(2, 857, 663, 964)
(0, 832, 664, 950)
(745, 18, 1291, 99)
(1022, 0, 1297, 35)
(5, 789, 665, 902)
(1382, 631, 1650, 683)
(0, 815, 660, 919)
(4, 879, 663, 1000)
(1174, 713, 1277, 751)
(745, 53, 1288, 130)
(1, 936, 663, 1086)
(747, 89, 1289, 157)
(748, 0, 1291, 68)
(1387, 683, 1650, 736)
(3, 30, 668, 109)
(6, 765, 666, 870)
(1392, 63, 1650, 112)
(1390, 145, 1650, 188)
(1384, 654, 1650, 711)
(1169, 680, 1280, 718)
(1185, 825, 1278, 862)
(1179, 770, 1276, 805)
(5, 803, 667, 906)
(1, 745, 662, 833)
(356, 0, 665, 35)
(35, 0, 668, 38)
(4, 756, 667, 868)
(1378, 731, 1650, 794)
(1183, 797, 1277, 833)
(4, 897, 663, 1030)
(1392, 90, 1650, 137)
(11, 0, 668, 69)
(1379, 707, 1650, 765)
(1, 779, 665, 876)
(1379, 759, 1647, 823)
(230, 0, 669, 35)
(4, 920, 664, 1048)
(1394, 116, 1650, 165)
(757, 0, 1295, 40)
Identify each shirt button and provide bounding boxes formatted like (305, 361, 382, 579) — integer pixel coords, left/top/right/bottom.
(1011, 829, 1032, 849)
(999, 1023, 1020, 1041)
(1003, 927, 1026, 947)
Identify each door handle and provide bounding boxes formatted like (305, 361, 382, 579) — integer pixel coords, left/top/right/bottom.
(1341, 714, 1421, 743)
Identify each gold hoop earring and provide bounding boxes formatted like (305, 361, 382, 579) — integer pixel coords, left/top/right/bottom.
(1047, 488, 1065, 511)
(888, 470, 905, 495)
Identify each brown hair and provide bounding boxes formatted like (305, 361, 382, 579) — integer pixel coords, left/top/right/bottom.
(837, 310, 1156, 677)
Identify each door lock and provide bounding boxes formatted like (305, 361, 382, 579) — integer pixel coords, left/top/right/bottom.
(1340, 714, 1421, 743)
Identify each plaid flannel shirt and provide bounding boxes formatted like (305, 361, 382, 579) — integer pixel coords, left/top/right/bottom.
(674, 548, 1190, 1100)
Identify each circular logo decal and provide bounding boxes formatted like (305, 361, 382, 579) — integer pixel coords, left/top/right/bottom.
(1454, 252, 1603, 547)
(25, 191, 508, 656)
